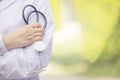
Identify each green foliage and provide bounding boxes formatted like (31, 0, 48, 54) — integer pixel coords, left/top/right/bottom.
(50, 0, 61, 30)
(97, 17, 120, 62)
(72, 0, 120, 62)
(50, 0, 120, 76)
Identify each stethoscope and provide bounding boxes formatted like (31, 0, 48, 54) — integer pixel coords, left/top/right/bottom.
(22, 5, 47, 74)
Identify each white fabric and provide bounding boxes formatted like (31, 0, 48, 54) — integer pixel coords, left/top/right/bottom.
(2, 75, 39, 80)
(0, 0, 53, 80)
(0, 34, 7, 55)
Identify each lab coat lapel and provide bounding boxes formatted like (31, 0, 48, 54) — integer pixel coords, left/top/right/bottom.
(0, 0, 16, 12)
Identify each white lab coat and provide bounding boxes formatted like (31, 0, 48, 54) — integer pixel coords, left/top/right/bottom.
(0, 0, 53, 80)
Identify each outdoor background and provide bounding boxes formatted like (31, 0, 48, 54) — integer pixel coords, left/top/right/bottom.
(40, 0, 120, 80)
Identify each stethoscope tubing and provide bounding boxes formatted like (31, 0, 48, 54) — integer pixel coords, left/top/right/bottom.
(22, 4, 47, 74)
(22, 4, 47, 29)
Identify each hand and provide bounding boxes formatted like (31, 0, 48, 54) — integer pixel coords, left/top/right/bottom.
(3, 23, 44, 50)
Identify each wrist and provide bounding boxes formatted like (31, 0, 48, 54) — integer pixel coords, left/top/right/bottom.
(3, 34, 16, 50)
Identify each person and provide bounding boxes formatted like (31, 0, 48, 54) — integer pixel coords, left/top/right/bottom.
(0, 0, 54, 80)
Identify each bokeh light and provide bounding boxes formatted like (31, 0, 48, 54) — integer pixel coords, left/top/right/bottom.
(40, 0, 120, 80)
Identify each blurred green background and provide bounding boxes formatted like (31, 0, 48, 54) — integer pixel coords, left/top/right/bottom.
(41, 0, 120, 80)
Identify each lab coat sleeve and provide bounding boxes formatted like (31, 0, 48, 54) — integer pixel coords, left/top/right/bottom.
(0, 34, 8, 55)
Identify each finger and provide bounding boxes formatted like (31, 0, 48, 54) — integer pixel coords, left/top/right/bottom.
(33, 37, 42, 42)
(32, 23, 41, 28)
(33, 28, 42, 33)
(34, 33, 43, 37)
(40, 27, 45, 32)
(34, 27, 44, 33)
(27, 35, 34, 40)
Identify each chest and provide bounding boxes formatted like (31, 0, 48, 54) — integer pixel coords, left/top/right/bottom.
(0, 0, 33, 34)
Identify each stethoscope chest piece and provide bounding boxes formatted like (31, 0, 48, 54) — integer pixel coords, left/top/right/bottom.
(33, 41, 46, 52)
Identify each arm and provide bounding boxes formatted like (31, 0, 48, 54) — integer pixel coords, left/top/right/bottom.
(0, 23, 45, 79)
(0, 0, 53, 79)
(2, 23, 44, 52)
